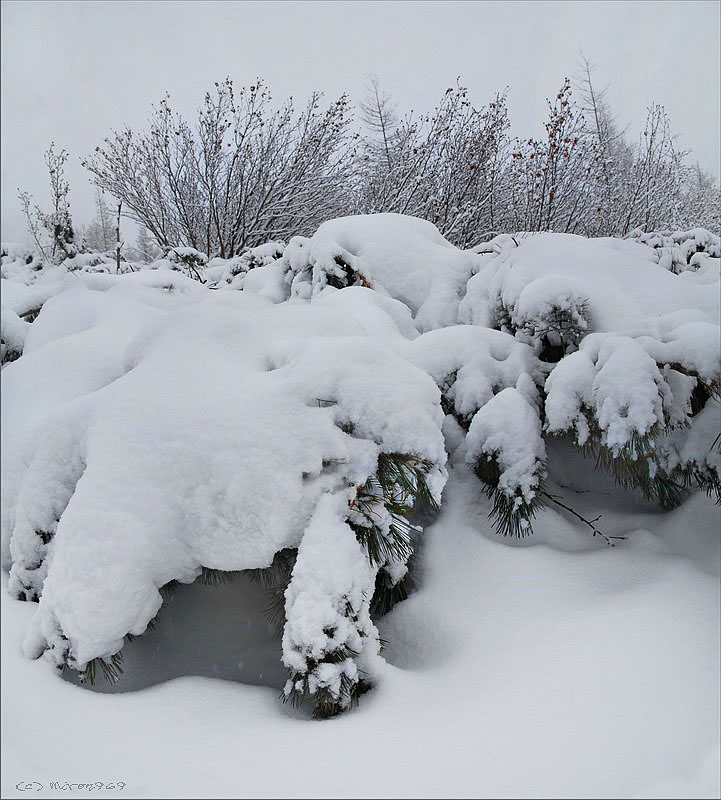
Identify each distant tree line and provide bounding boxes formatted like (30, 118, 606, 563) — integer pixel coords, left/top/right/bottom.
(34, 62, 721, 257)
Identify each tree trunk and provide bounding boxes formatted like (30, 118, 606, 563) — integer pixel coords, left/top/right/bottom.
(116, 202, 122, 274)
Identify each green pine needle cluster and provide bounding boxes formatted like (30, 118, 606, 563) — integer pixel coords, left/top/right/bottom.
(583, 430, 691, 511)
(284, 654, 372, 720)
(197, 566, 244, 587)
(283, 595, 371, 720)
(79, 651, 125, 685)
(247, 548, 298, 632)
(516, 300, 590, 364)
(472, 451, 546, 538)
(349, 452, 438, 611)
(284, 452, 439, 719)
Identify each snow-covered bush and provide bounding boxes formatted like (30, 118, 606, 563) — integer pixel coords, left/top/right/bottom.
(160, 246, 209, 281)
(626, 227, 720, 274)
(207, 241, 286, 287)
(0, 307, 29, 365)
(2, 279, 446, 717)
(1, 243, 45, 281)
(245, 214, 478, 331)
(3, 214, 719, 717)
(61, 252, 116, 273)
(456, 230, 720, 533)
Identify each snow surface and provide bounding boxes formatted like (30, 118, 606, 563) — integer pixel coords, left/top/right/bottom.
(3, 457, 719, 798)
(2, 218, 720, 798)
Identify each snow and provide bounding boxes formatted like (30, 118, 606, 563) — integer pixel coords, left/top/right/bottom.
(3, 460, 719, 798)
(2, 218, 719, 798)
(316, 286, 420, 344)
(298, 214, 480, 330)
(238, 260, 290, 303)
(282, 492, 380, 702)
(465, 387, 546, 503)
(3, 285, 445, 669)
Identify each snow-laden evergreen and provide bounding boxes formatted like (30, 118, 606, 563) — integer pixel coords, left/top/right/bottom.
(1, 214, 719, 720)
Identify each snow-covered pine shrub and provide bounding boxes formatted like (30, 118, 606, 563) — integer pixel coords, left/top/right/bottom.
(404, 323, 549, 537)
(240, 214, 479, 331)
(2, 281, 446, 717)
(61, 252, 116, 273)
(208, 241, 286, 288)
(1, 243, 45, 280)
(626, 227, 721, 274)
(466, 387, 547, 536)
(0, 308, 30, 366)
(1, 245, 47, 364)
(457, 231, 720, 535)
(160, 246, 209, 281)
(461, 235, 590, 363)
(230, 216, 720, 540)
(3, 214, 719, 718)
(283, 453, 439, 717)
(284, 235, 373, 299)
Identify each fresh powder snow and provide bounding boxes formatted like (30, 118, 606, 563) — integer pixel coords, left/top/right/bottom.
(1, 214, 719, 798)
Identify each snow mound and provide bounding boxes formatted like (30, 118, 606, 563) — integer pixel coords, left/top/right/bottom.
(3, 285, 446, 684)
(626, 227, 721, 273)
(1, 242, 46, 283)
(462, 231, 719, 338)
(284, 214, 479, 330)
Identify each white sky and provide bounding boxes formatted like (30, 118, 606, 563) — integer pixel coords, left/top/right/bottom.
(2, 0, 719, 243)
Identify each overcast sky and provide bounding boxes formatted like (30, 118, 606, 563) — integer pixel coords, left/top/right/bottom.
(2, 0, 719, 243)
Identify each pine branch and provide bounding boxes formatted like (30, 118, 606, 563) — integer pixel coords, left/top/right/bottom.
(79, 651, 125, 686)
(582, 430, 691, 511)
(472, 452, 545, 538)
(197, 566, 244, 587)
(247, 548, 297, 632)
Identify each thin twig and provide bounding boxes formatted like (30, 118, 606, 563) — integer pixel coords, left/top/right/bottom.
(541, 490, 626, 546)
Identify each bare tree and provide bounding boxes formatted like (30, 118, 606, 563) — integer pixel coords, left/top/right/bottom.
(574, 57, 714, 236)
(356, 81, 512, 247)
(506, 79, 597, 234)
(114, 202, 123, 273)
(82, 73, 719, 250)
(679, 163, 720, 232)
(18, 143, 82, 263)
(618, 103, 687, 234)
(83, 79, 357, 257)
(134, 226, 159, 263)
(574, 55, 634, 235)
